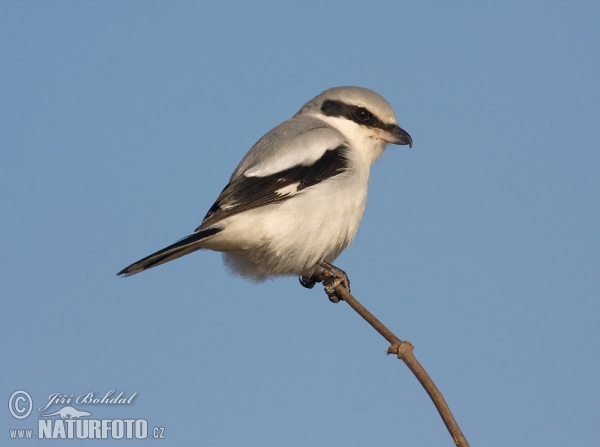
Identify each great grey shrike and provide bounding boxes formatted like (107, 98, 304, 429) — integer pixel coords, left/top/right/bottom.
(118, 86, 412, 295)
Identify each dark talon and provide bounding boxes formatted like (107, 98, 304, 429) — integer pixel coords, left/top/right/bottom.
(299, 275, 316, 289)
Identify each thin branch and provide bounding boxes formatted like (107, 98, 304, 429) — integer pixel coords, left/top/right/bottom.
(320, 272, 470, 447)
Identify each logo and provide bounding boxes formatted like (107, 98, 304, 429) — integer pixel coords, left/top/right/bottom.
(7, 389, 166, 441)
(8, 390, 32, 420)
(40, 405, 92, 419)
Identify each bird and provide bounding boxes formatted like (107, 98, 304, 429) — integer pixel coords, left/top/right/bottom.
(118, 86, 412, 296)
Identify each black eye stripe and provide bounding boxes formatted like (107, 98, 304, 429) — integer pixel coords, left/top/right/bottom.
(320, 99, 384, 129)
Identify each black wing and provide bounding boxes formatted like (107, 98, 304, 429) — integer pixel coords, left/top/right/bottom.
(196, 145, 349, 231)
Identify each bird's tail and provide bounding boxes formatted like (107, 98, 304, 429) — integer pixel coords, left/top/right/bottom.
(117, 228, 222, 277)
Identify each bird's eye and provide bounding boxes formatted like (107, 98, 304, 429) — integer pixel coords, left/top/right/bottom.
(354, 107, 372, 122)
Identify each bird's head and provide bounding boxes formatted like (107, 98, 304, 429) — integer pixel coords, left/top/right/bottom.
(296, 86, 412, 164)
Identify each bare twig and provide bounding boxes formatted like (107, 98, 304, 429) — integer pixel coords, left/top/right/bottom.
(317, 269, 470, 447)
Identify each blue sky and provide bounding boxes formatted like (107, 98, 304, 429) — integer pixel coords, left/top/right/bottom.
(1, 1, 599, 445)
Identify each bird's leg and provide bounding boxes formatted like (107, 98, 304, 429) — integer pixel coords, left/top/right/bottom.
(299, 262, 350, 303)
(318, 261, 350, 303)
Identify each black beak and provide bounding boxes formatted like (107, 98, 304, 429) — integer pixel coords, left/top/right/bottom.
(388, 125, 413, 148)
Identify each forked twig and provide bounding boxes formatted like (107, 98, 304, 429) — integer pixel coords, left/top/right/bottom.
(317, 268, 470, 447)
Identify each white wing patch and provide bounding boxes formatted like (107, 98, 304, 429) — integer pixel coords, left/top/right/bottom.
(275, 182, 300, 196)
(220, 202, 236, 210)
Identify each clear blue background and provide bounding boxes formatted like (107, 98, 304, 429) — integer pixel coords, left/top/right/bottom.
(2, 1, 599, 445)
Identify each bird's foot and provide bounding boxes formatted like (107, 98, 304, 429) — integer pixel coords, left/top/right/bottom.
(318, 261, 350, 303)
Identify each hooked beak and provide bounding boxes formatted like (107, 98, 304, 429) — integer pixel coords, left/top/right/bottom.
(378, 125, 413, 147)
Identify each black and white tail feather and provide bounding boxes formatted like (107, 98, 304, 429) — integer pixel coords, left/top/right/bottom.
(117, 229, 221, 277)
(118, 86, 412, 280)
